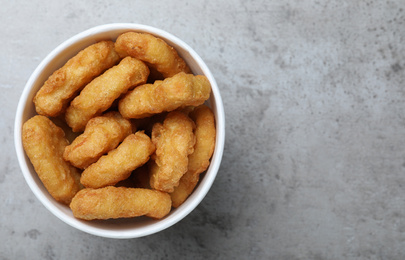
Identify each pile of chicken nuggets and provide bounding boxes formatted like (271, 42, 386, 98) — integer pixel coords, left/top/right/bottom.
(22, 32, 216, 220)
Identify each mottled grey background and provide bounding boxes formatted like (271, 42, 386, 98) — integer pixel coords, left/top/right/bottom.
(1, 0, 405, 259)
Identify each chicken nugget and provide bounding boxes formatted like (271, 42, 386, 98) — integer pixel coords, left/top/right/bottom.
(34, 41, 120, 117)
(115, 32, 191, 78)
(70, 187, 171, 220)
(170, 105, 216, 207)
(119, 72, 211, 119)
(149, 111, 195, 193)
(65, 57, 149, 132)
(63, 111, 132, 169)
(80, 131, 155, 188)
(22, 115, 82, 205)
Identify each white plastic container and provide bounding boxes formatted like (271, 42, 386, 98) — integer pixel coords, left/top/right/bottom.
(14, 23, 225, 239)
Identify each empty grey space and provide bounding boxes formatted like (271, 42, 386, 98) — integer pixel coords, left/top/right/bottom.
(1, 0, 405, 259)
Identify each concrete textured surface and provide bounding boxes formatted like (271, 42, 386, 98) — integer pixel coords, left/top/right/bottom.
(1, 0, 405, 259)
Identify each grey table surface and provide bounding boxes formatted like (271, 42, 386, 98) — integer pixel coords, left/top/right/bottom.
(2, 0, 405, 259)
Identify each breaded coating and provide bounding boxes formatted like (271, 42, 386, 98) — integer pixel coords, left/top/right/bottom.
(65, 57, 149, 132)
(22, 115, 82, 205)
(115, 32, 191, 78)
(70, 187, 171, 220)
(149, 111, 195, 193)
(63, 111, 132, 169)
(34, 41, 120, 117)
(80, 131, 155, 188)
(118, 72, 211, 119)
(170, 105, 216, 207)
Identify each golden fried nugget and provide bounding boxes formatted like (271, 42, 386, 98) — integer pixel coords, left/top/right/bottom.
(65, 57, 149, 132)
(70, 187, 171, 220)
(115, 32, 191, 78)
(22, 115, 82, 205)
(34, 41, 120, 117)
(118, 72, 211, 119)
(80, 131, 155, 188)
(149, 111, 195, 193)
(63, 111, 132, 169)
(171, 105, 216, 207)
